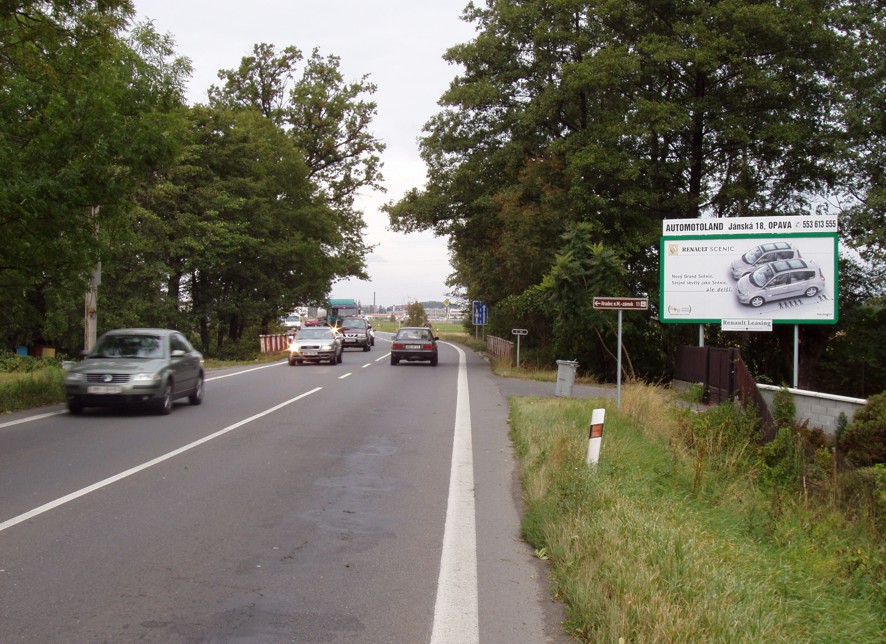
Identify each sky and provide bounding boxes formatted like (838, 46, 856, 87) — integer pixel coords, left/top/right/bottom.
(132, 1, 478, 310)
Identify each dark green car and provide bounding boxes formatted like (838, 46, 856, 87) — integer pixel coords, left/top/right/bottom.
(64, 328, 204, 415)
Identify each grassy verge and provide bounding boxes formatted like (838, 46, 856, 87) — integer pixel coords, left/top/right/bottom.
(511, 384, 885, 642)
(0, 367, 67, 414)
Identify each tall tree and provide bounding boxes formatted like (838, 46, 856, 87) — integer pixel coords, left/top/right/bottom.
(208, 43, 385, 255)
(0, 1, 190, 348)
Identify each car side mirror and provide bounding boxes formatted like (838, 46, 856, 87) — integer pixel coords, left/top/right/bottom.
(171, 349, 186, 357)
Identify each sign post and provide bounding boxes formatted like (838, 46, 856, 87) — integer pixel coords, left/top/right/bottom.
(511, 328, 528, 367)
(592, 297, 649, 409)
(472, 300, 488, 340)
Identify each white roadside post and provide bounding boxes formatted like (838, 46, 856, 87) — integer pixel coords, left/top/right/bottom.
(511, 328, 528, 368)
(586, 408, 605, 466)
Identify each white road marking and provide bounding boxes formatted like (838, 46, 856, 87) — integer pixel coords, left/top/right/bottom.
(0, 387, 323, 534)
(1, 362, 287, 430)
(338, 372, 352, 380)
(431, 343, 479, 643)
(0, 410, 65, 429)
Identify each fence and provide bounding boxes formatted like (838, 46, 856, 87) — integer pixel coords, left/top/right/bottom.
(673, 345, 870, 440)
(486, 335, 514, 363)
(259, 333, 298, 353)
(674, 345, 775, 439)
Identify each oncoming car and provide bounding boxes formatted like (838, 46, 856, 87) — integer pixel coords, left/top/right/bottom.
(338, 317, 372, 351)
(288, 327, 343, 365)
(735, 259, 825, 308)
(390, 327, 438, 366)
(64, 328, 204, 415)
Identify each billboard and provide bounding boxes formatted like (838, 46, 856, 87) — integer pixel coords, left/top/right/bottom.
(660, 216, 838, 324)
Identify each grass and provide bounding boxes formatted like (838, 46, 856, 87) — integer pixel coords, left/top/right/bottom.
(510, 384, 885, 642)
(0, 367, 67, 414)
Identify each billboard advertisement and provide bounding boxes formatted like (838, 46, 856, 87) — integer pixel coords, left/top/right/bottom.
(660, 216, 838, 324)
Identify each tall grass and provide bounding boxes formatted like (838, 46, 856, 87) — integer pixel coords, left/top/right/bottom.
(0, 367, 66, 414)
(510, 386, 885, 642)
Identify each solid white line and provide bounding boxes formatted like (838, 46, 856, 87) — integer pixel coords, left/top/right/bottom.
(0, 410, 66, 429)
(0, 387, 323, 534)
(1, 362, 287, 430)
(430, 343, 479, 644)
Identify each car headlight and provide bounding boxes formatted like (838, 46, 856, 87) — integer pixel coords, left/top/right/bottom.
(65, 372, 85, 383)
(132, 372, 161, 382)
(320, 344, 333, 351)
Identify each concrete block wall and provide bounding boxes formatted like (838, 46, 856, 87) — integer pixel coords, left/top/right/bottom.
(757, 384, 867, 436)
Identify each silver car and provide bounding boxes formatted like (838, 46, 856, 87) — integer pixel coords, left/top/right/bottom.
(287, 327, 343, 365)
(735, 259, 825, 307)
(64, 328, 204, 415)
(730, 242, 801, 279)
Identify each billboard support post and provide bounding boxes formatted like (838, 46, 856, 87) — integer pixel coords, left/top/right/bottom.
(794, 325, 799, 388)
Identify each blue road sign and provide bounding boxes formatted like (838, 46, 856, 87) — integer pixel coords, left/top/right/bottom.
(472, 300, 488, 326)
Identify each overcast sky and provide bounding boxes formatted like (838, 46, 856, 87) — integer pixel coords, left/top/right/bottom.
(132, 0, 477, 309)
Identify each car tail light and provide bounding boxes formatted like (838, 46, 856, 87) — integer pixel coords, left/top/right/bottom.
(393, 342, 404, 350)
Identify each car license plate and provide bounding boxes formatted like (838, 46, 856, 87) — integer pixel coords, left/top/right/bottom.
(303, 351, 318, 356)
(87, 385, 123, 394)
(405, 344, 421, 350)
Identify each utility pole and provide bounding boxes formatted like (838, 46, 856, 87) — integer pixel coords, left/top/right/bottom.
(84, 206, 100, 352)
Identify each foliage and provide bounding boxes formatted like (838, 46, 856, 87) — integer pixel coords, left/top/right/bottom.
(403, 301, 429, 327)
(386, 0, 883, 391)
(0, 2, 191, 349)
(208, 43, 384, 240)
(839, 392, 886, 467)
(0, 352, 61, 373)
(772, 386, 797, 429)
(0, 367, 65, 414)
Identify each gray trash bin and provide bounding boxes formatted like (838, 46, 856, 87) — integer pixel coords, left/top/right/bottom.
(555, 360, 579, 397)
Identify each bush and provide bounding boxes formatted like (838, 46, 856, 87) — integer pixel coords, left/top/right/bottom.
(0, 352, 61, 373)
(839, 392, 886, 467)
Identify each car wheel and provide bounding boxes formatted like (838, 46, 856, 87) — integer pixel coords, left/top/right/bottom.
(68, 398, 84, 415)
(288, 357, 295, 366)
(363, 343, 370, 352)
(431, 354, 438, 366)
(391, 355, 399, 365)
(156, 381, 173, 415)
(189, 373, 204, 405)
(804, 286, 819, 298)
(750, 296, 765, 308)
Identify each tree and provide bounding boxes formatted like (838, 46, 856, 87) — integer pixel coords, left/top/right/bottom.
(0, 2, 191, 348)
(387, 0, 876, 384)
(208, 44, 385, 253)
(404, 301, 429, 327)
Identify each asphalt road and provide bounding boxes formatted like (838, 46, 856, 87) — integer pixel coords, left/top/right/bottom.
(0, 335, 570, 643)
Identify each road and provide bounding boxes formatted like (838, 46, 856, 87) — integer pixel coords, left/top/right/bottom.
(0, 334, 568, 643)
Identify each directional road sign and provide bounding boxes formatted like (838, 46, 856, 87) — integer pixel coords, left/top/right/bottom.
(472, 300, 488, 326)
(592, 297, 649, 310)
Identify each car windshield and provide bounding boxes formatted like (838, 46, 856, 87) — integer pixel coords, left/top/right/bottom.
(742, 247, 763, 264)
(297, 329, 332, 340)
(342, 319, 366, 329)
(91, 334, 164, 359)
(749, 265, 775, 288)
(398, 329, 431, 341)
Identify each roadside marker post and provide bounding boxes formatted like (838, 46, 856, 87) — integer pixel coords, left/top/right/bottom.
(586, 408, 605, 466)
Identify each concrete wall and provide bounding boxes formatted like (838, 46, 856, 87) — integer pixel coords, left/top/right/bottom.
(757, 384, 867, 436)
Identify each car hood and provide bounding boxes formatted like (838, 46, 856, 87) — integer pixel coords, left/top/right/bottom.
(69, 357, 168, 373)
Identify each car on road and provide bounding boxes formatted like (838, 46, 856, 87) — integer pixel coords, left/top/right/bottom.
(735, 258, 826, 307)
(390, 327, 438, 366)
(288, 327, 343, 365)
(64, 328, 204, 415)
(338, 317, 372, 351)
(729, 242, 801, 279)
